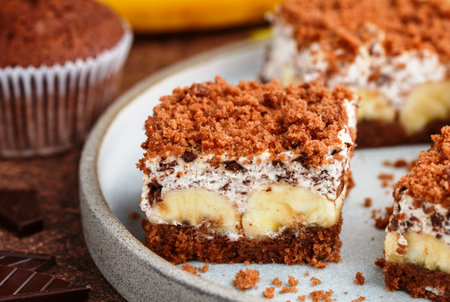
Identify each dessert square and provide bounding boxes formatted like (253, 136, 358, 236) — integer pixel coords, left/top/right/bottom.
(376, 126, 450, 301)
(138, 77, 358, 265)
(261, 0, 450, 148)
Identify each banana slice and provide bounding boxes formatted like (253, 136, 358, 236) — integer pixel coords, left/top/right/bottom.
(385, 231, 450, 274)
(242, 183, 345, 239)
(148, 189, 240, 235)
(352, 88, 396, 123)
(400, 81, 450, 135)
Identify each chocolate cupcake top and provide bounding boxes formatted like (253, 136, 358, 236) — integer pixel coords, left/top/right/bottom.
(0, 0, 126, 68)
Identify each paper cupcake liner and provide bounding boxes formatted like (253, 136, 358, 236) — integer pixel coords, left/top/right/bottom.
(0, 28, 132, 158)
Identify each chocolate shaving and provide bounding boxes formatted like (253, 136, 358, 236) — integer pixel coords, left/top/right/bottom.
(223, 161, 247, 172)
(147, 182, 162, 205)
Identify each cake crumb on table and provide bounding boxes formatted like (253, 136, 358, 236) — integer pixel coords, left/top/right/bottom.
(280, 286, 298, 294)
(272, 277, 283, 287)
(304, 271, 310, 277)
(232, 268, 260, 291)
(310, 277, 322, 286)
(354, 272, 365, 285)
(344, 291, 348, 295)
(128, 211, 140, 219)
(297, 295, 306, 301)
(371, 206, 394, 230)
(244, 260, 250, 266)
(363, 198, 372, 207)
(351, 296, 366, 302)
(198, 263, 209, 273)
(263, 287, 275, 299)
(181, 264, 198, 276)
(378, 173, 394, 188)
(288, 275, 299, 287)
(309, 289, 334, 302)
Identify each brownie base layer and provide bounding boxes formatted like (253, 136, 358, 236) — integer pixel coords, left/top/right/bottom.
(376, 258, 450, 302)
(357, 120, 448, 148)
(142, 217, 342, 266)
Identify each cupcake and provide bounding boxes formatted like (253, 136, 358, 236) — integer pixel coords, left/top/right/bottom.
(0, 0, 132, 157)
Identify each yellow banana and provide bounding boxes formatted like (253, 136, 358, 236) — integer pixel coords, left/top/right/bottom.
(99, 0, 281, 33)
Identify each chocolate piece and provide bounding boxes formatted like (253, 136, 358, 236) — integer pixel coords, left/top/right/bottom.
(0, 190, 43, 237)
(0, 265, 90, 302)
(0, 251, 54, 272)
(181, 151, 197, 163)
(223, 161, 247, 172)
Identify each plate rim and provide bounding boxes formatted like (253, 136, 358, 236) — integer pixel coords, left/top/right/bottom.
(79, 38, 268, 302)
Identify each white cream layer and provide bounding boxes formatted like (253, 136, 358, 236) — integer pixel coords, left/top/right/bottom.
(388, 190, 450, 248)
(261, 22, 448, 110)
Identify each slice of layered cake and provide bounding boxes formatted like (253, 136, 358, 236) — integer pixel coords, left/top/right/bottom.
(261, 0, 450, 148)
(138, 77, 358, 265)
(376, 126, 450, 301)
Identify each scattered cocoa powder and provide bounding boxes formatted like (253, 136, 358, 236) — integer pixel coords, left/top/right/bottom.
(297, 295, 306, 301)
(263, 287, 275, 299)
(354, 272, 365, 285)
(310, 277, 322, 286)
(232, 268, 260, 291)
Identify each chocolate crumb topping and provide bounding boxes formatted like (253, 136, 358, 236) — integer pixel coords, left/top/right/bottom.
(279, 0, 450, 73)
(139, 77, 355, 170)
(394, 126, 450, 208)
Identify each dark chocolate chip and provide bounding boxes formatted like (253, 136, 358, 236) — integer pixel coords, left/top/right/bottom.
(0, 251, 54, 272)
(148, 182, 163, 206)
(158, 161, 178, 172)
(223, 161, 247, 172)
(220, 183, 230, 191)
(0, 264, 89, 301)
(431, 212, 444, 229)
(272, 161, 285, 168)
(181, 151, 197, 163)
(0, 190, 43, 237)
(294, 154, 311, 169)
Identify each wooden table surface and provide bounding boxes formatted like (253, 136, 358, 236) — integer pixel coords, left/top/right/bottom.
(0, 27, 255, 301)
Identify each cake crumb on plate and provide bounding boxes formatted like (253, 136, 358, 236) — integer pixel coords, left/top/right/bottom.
(232, 268, 260, 291)
(354, 272, 365, 285)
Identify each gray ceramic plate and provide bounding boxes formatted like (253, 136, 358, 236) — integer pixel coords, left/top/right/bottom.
(80, 39, 425, 302)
